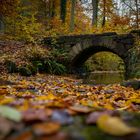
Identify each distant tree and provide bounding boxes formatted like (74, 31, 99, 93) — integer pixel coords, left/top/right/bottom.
(0, 14, 4, 32)
(60, 0, 67, 23)
(135, 0, 139, 28)
(102, 0, 106, 27)
(120, 0, 139, 28)
(70, 0, 76, 32)
(92, 0, 99, 27)
(99, 0, 117, 28)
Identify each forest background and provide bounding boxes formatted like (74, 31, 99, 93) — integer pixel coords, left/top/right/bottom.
(0, 0, 139, 76)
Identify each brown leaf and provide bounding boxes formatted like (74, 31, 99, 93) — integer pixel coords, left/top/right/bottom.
(7, 130, 33, 140)
(69, 105, 92, 113)
(65, 109, 77, 115)
(32, 122, 60, 136)
(22, 109, 49, 123)
(38, 132, 68, 140)
(86, 112, 105, 124)
(0, 89, 9, 95)
(0, 117, 13, 140)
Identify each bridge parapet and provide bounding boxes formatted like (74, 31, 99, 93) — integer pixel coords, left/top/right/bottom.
(44, 30, 139, 46)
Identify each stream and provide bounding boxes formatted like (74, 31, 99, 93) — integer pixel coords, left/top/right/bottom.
(82, 72, 125, 85)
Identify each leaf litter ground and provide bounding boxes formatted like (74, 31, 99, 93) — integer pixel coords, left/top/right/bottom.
(0, 74, 140, 140)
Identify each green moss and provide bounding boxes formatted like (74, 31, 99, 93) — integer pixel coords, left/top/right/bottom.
(31, 60, 45, 73)
(18, 66, 32, 76)
(18, 64, 38, 76)
(28, 64, 37, 75)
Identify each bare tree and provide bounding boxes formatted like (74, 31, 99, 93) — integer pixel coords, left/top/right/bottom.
(121, 0, 140, 28)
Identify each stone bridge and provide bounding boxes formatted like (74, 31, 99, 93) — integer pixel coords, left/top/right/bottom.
(44, 30, 140, 77)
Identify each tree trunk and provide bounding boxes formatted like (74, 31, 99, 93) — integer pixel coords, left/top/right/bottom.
(49, 0, 55, 18)
(60, 0, 67, 23)
(102, 0, 106, 27)
(92, 0, 99, 27)
(70, 0, 76, 32)
(135, 0, 139, 29)
(0, 15, 5, 33)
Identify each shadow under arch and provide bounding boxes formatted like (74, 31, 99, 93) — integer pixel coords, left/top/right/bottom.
(70, 45, 126, 74)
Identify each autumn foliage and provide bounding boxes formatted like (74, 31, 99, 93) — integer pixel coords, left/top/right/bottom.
(0, 0, 19, 16)
(0, 0, 139, 42)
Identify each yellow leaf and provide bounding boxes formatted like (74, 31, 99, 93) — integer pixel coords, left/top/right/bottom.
(97, 114, 138, 136)
(37, 94, 56, 100)
(104, 103, 114, 110)
(0, 97, 15, 105)
(130, 99, 140, 104)
(117, 105, 130, 111)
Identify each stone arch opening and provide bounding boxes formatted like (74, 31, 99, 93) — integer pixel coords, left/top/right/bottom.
(70, 45, 127, 75)
(85, 51, 125, 72)
(71, 46, 125, 66)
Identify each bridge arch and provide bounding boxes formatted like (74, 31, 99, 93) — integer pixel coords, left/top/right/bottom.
(69, 43, 132, 78)
(69, 43, 127, 67)
(44, 30, 140, 77)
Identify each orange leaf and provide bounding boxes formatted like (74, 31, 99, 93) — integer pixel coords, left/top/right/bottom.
(32, 122, 60, 136)
(69, 105, 92, 113)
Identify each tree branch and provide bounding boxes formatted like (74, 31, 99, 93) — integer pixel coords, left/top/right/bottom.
(121, 0, 136, 12)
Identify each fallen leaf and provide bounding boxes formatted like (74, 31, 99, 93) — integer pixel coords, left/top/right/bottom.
(39, 132, 68, 140)
(69, 105, 92, 113)
(32, 122, 60, 136)
(51, 110, 73, 125)
(65, 109, 77, 115)
(86, 110, 120, 124)
(97, 114, 138, 136)
(0, 105, 22, 122)
(0, 89, 9, 95)
(7, 130, 33, 140)
(131, 99, 140, 105)
(86, 112, 106, 124)
(0, 97, 15, 105)
(0, 117, 13, 140)
(22, 109, 48, 122)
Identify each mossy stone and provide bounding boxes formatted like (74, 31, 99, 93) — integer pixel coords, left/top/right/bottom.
(121, 80, 140, 90)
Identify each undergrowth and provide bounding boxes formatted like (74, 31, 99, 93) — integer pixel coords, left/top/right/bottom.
(0, 44, 68, 76)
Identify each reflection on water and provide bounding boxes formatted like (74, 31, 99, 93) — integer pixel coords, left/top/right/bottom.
(83, 72, 125, 85)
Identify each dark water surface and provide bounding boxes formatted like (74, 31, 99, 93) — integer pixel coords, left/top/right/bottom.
(83, 72, 125, 85)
